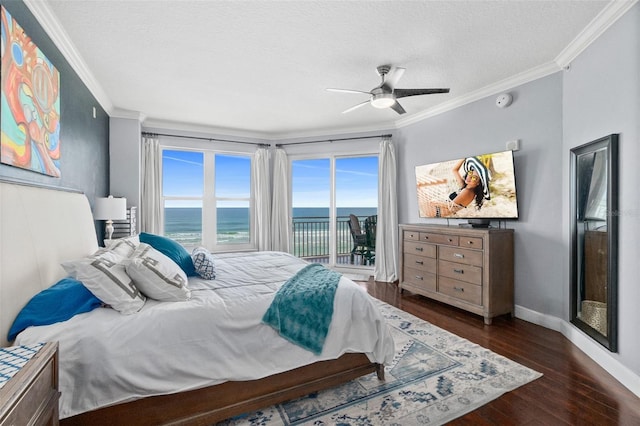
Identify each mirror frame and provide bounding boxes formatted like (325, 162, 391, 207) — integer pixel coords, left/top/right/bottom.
(569, 134, 618, 351)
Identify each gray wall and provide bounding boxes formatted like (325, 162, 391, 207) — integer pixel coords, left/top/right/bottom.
(0, 1, 110, 241)
(396, 74, 565, 317)
(563, 4, 640, 375)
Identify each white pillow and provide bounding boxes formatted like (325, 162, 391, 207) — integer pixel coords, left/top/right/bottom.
(124, 243, 191, 302)
(105, 236, 140, 258)
(61, 249, 146, 315)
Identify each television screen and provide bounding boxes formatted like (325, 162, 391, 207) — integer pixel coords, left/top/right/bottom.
(415, 149, 519, 219)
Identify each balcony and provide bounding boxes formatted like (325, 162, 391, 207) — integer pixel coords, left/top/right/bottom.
(293, 215, 373, 266)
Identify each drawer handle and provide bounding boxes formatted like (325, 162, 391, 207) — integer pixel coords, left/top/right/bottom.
(415, 260, 424, 265)
(415, 275, 423, 281)
(424, 236, 429, 240)
(415, 247, 423, 252)
(454, 253, 464, 259)
(453, 269, 464, 274)
(448, 238, 453, 242)
(466, 241, 474, 245)
(453, 286, 465, 292)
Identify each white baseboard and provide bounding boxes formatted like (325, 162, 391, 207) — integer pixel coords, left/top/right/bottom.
(515, 304, 640, 398)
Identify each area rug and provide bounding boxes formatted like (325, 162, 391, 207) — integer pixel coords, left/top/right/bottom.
(220, 300, 542, 425)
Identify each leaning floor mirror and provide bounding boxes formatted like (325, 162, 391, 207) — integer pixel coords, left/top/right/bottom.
(570, 134, 618, 351)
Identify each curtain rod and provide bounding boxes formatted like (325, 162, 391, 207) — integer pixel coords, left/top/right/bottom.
(275, 134, 391, 147)
(142, 131, 270, 147)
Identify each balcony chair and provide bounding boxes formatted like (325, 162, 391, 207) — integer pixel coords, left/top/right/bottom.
(363, 215, 377, 265)
(348, 214, 368, 264)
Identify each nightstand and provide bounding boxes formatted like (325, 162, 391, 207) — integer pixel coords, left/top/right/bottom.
(0, 342, 59, 426)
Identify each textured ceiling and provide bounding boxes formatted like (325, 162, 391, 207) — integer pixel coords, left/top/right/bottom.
(32, 0, 617, 138)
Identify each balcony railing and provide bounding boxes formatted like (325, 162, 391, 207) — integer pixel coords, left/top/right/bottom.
(292, 215, 369, 265)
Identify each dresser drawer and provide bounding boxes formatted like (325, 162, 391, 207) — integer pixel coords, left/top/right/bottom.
(403, 241, 436, 258)
(403, 230, 420, 241)
(438, 246, 483, 267)
(420, 232, 459, 246)
(459, 236, 483, 249)
(403, 266, 436, 291)
(438, 259, 482, 285)
(439, 276, 482, 305)
(404, 253, 437, 273)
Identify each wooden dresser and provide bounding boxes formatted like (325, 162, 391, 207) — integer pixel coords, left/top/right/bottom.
(0, 342, 59, 426)
(399, 224, 514, 324)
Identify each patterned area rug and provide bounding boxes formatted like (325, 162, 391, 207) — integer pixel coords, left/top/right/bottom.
(221, 300, 542, 425)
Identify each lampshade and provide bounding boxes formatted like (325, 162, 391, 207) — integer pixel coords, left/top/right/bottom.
(94, 196, 127, 221)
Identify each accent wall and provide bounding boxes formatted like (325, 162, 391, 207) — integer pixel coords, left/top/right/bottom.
(0, 0, 109, 243)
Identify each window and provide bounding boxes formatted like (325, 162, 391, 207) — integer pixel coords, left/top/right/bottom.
(214, 154, 251, 245)
(162, 149, 254, 250)
(291, 154, 378, 267)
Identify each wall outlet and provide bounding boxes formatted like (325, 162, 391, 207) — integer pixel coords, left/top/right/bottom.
(506, 139, 520, 151)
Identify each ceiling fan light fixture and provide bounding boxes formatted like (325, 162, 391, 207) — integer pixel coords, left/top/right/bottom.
(371, 93, 395, 109)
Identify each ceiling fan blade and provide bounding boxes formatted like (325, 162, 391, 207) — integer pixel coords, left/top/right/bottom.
(390, 101, 406, 115)
(382, 67, 406, 90)
(394, 88, 450, 98)
(326, 88, 371, 95)
(342, 100, 370, 114)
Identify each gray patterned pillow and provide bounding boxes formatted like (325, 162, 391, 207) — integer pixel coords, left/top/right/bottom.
(192, 247, 216, 280)
(124, 243, 191, 302)
(105, 236, 140, 258)
(62, 249, 146, 314)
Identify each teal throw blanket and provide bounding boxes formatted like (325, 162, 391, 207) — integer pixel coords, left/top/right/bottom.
(262, 263, 341, 355)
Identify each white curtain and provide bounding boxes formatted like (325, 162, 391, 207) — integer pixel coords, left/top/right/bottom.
(271, 148, 290, 252)
(140, 136, 162, 234)
(374, 137, 399, 282)
(253, 147, 271, 251)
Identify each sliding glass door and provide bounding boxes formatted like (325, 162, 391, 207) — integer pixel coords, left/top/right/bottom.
(291, 155, 378, 268)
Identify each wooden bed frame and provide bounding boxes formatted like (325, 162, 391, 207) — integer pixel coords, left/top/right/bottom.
(62, 355, 383, 426)
(0, 179, 384, 425)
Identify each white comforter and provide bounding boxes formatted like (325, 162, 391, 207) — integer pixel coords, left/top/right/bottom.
(16, 251, 395, 419)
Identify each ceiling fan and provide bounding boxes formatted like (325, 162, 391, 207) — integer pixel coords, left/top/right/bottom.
(326, 65, 449, 115)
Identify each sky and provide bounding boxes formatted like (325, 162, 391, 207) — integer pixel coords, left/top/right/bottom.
(162, 150, 378, 208)
(292, 157, 378, 208)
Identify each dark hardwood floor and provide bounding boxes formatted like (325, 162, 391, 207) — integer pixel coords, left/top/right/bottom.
(357, 279, 640, 426)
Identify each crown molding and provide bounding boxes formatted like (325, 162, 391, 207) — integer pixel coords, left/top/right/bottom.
(110, 108, 146, 122)
(23, 0, 113, 114)
(142, 118, 272, 141)
(267, 122, 398, 141)
(396, 61, 561, 128)
(555, 0, 639, 68)
(143, 118, 397, 142)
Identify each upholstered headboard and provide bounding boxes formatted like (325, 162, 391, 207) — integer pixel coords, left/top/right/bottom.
(0, 180, 99, 346)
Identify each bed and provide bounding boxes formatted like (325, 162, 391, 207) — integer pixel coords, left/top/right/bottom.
(0, 179, 394, 425)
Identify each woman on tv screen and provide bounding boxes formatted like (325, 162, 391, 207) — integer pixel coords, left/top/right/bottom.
(421, 157, 491, 217)
(415, 150, 518, 219)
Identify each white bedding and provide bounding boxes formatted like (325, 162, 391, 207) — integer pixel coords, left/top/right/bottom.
(16, 251, 394, 419)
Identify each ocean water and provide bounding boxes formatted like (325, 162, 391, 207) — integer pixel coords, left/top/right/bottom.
(164, 207, 377, 247)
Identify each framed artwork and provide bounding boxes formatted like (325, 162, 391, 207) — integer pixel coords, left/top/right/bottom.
(1, 5, 61, 177)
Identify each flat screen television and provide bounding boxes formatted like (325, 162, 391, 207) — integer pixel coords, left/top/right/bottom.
(415, 149, 518, 225)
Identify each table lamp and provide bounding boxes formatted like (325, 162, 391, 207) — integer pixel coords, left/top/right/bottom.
(94, 195, 127, 241)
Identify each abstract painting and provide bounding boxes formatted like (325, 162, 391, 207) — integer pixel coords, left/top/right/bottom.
(1, 6, 61, 177)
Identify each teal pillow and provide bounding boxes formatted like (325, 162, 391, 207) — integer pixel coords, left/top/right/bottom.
(139, 232, 196, 276)
(8, 277, 102, 341)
